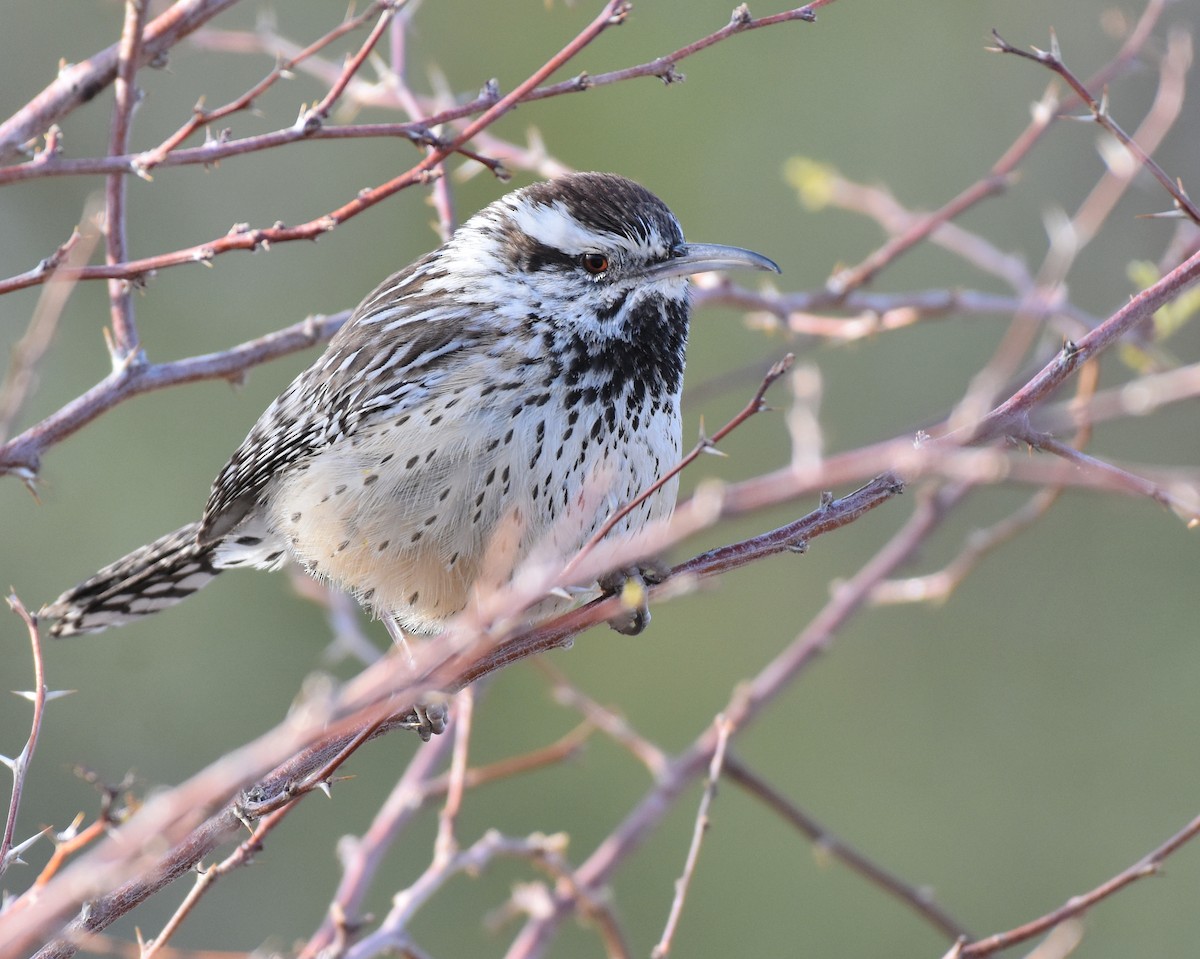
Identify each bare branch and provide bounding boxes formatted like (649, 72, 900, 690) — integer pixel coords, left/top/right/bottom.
(960, 808, 1200, 956)
(724, 756, 972, 941)
(651, 715, 731, 959)
(0, 0, 244, 162)
(0, 596, 51, 881)
(990, 27, 1200, 224)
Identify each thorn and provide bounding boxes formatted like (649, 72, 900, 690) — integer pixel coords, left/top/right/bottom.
(314, 779, 332, 799)
(233, 806, 257, 833)
(54, 813, 86, 843)
(985, 28, 1011, 54)
(1048, 27, 1061, 62)
(18, 469, 41, 503)
(5, 828, 48, 862)
(1137, 208, 1188, 220)
(1031, 89, 1059, 126)
(0, 754, 15, 772)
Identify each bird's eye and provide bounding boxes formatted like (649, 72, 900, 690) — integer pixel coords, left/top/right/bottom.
(578, 252, 609, 275)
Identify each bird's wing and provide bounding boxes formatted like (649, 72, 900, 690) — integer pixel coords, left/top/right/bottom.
(198, 258, 480, 544)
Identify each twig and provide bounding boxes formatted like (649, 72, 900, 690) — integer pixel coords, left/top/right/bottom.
(0, 0, 629, 299)
(723, 756, 971, 941)
(0, 311, 348, 480)
(869, 486, 1056, 605)
(1, 478, 901, 959)
(505, 483, 960, 958)
(972, 245, 1200, 441)
(536, 661, 668, 777)
(306, 2, 398, 125)
(560, 354, 794, 585)
(651, 715, 731, 959)
(344, 830, 586, 959)
(0, 1, 831, 294)
(960, 807, 1200, 956)
(103, 0, 149, 363)
(0, 596, 51, 881)
(693, 281, 1097, 342)
(0, 0, 244, 162)
(0, 200, 102, 447)
(135, 1, 398, 173)
(299, 731, 456, 959)
(141, 797, 297, 958)
(434, 688, 471, 861)
(989, 28, 1200, 224)
(826, 0, 1170, 295)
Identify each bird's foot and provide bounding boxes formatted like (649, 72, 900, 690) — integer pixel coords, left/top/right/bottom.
(385, 616, 450, 740)
(401, 697, 450, 742)
(599, 560, 670, 636)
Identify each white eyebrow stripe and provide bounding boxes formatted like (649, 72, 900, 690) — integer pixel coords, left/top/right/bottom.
(511, 200, 613, 254)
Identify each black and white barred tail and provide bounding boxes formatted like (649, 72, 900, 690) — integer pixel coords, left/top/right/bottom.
(40, 523, 220, 637)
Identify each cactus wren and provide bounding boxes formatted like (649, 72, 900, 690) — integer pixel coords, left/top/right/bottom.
(42, 173, 778, 645)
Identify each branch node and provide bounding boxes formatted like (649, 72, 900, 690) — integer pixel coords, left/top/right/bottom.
(294, 104, 323, 135)
(607, 1, 633, 26)
(658, 62, 685, 84)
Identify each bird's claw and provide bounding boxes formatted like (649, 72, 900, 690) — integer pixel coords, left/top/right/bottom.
(402, 698, 450, 741)
(599, 561, 669, 636)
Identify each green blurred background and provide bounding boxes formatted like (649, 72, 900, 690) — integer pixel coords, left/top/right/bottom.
(3, 0, 1200, 955)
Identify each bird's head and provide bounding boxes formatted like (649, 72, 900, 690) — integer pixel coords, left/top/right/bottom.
(426, 172, 780, 340)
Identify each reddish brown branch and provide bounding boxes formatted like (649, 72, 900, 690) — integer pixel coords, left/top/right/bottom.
(0, 1, 831, 295)
(972, 245, 1200, 442)
(2, 477, 901, 959)
(136, 1, 397, 174)
(506, 482, 958, 958)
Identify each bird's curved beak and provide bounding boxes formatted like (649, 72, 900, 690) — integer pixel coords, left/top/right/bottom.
(645, 242, 781, 281)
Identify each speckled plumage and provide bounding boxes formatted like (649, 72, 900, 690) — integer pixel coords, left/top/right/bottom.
(42, 173, 777, 638)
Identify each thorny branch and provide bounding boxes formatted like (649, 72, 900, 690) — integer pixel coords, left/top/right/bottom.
(3, 477, 902, 959)
(4, 0, 1200, 957)
(0, 2, 825, 298)
(989, 27, 1200, 225)
(0, 597, 52, 883)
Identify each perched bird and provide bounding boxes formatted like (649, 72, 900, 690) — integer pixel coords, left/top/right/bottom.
(42, 173, 778, 661)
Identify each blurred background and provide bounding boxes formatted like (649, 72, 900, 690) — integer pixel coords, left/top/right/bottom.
(2, 0, 1200, 955)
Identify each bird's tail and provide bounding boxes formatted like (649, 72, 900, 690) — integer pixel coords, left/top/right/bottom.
(40, 522, 221, 637)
